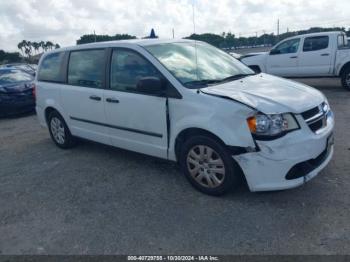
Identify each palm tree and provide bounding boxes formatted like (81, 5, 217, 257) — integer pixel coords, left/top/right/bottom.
(24, 41, 33, 58)
(55, 43, 61, 49)
(45, 41, 54, 50)
(32, 42, 40, 55)
(39, 41, 45, 53)
(17, 40, 27, 57)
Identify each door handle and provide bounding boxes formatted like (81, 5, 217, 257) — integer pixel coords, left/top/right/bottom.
(89, 95, 101, 101)
(106, 98, 119, 103)
(321, 53, 330, 56)
(290, 56, 298, 59)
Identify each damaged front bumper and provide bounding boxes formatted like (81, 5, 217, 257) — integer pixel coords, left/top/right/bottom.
(233, 112, 335, 192)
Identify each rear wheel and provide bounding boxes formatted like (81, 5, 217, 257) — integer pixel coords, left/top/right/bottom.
(341, 67, 350, 91)
(48, 111, 76, 149)
(179, 136, 242, 196)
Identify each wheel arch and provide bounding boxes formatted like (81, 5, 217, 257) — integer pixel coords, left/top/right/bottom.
(174, 127, 249, 162)
(44, 106, 64, 125)
(339, 62, 350, 76)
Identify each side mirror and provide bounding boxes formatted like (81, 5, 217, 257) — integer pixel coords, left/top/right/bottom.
(136, 77, 165, 95)
(270, 49, 280, 55)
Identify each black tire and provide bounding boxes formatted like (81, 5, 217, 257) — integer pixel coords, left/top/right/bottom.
(47, 111, 76, 149)
(179, 135, 243, 196)
(341, 67, 350, 91)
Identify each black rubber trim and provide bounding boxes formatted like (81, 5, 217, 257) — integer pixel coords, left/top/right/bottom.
(165, 97, 171, 158)
(285, 145, 330, 180)
(227, 146, 258, 155)
(70, 116, 163, 138)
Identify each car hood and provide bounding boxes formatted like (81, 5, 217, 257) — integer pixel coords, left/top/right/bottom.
(0, 82, 33, 94)
(201, 73, 325, 114)
(241, 52, 268, 59)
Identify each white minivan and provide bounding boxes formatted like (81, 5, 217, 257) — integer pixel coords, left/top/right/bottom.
(35, 39, 334, 195)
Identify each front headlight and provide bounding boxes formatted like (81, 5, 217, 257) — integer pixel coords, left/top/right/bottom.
(247, 113, 299, 139)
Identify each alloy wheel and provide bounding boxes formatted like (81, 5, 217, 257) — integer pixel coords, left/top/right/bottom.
(50, 117, 65, 144)
(186, 145, 226, 188)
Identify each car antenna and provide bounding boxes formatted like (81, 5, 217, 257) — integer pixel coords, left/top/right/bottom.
(192, 1, 200, 94)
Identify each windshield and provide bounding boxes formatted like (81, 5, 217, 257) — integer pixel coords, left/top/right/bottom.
(0, 69, 34, 85)
(145, 42, 254, 88)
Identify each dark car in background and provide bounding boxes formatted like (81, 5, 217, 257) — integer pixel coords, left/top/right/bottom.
(0, 63, 36, 76)
(0, 68, 35, 117)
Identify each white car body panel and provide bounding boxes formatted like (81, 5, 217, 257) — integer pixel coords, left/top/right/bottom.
(103, 89, 168, 159)
(335, 48, 350, 75)
(60, 84, 110, 145)
(242, 31, 350, 78)
(266, 50, 299, 76)
(36, 39, 335, 192)
(201, 74, 324, 114)
(298, 36, 334, 76)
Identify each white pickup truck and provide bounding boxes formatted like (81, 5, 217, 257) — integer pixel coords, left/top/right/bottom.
(241, 31, 350, 90)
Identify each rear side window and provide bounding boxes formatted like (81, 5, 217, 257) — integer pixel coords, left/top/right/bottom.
(68, 49, 105, 88)
(338, 34, 348, 48)
(38, 52, 65, 82)
(303, 36, 329, 52)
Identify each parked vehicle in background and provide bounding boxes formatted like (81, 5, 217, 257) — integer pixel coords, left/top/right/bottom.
(0, 63, 36, 76)
(0, 68, 35, 117)
(241, 31, 350, 90)
(35, 40, 334, 195)
(228, 52, 241, 60)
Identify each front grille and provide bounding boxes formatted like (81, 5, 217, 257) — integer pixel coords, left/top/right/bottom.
(301, 102, 328, 133)
(285, 144, 330, 180)
(301, 106, 320, 120)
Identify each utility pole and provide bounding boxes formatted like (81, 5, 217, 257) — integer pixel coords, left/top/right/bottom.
(94, 30, 97, 42)
(172, 28, 175, 39)
(262, 30, 266, 46)
(277, 19, 280, 37)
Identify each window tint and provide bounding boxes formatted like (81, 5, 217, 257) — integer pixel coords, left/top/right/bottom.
(110, 49, 161, 92)
(274, 38, 300, 54)
(38, 52, 65, 82)
(303, 36, 329, 52)
(68, 49, 105, 88)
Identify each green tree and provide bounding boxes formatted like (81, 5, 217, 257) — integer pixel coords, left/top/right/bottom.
(185, 33, 225, 47)
(32, 42, 40, 54)
(1, 49, 22, 63)
(76, 33, 137, 45)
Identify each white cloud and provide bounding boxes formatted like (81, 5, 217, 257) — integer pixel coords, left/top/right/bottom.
(0, 0, 349, 52)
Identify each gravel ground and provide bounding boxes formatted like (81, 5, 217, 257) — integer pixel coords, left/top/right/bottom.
(0, 78, 349, 255)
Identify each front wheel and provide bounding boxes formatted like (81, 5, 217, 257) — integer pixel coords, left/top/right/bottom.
(179, 136, 243, 196)
(341, 67, 350, 91)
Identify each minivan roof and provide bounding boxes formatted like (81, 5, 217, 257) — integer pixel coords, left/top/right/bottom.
(50, 39, 196, 53)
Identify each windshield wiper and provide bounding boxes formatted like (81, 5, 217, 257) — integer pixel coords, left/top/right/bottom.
(184, 79, 221, 88)
(184, 73, 256, 88)
(218, 73, 256, 83)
